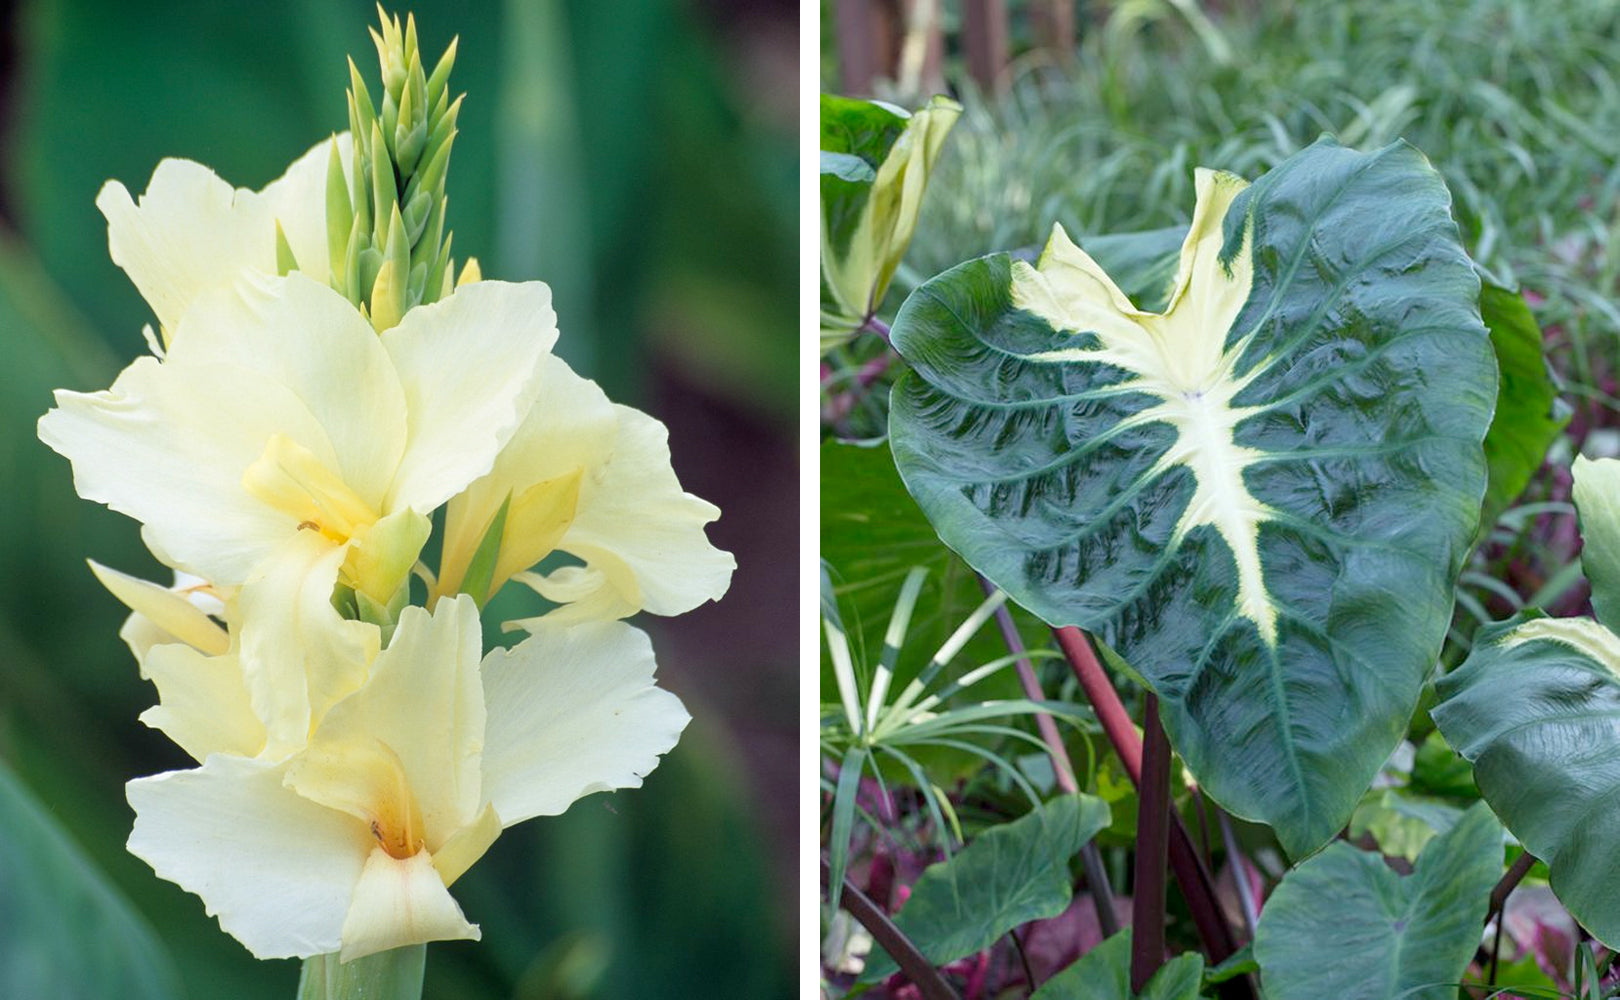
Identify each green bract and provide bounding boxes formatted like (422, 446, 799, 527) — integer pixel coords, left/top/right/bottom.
(1432, 459, 1620, 948)
(820, 94, 960, 352)
(1253, 800, 1502, 999)
(888, 137, 1497, 858)
(324, 8, 464, 329)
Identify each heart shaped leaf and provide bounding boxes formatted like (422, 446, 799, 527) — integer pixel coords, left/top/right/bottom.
(888, 138, 1496, 857)
(1030, 928, 1205, 1000)
(1253, 800, 1502, 1000)
(1432, 610, 1620, 947)
(864, 792, 1110, 981)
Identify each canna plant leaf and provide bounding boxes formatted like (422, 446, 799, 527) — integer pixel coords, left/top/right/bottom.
(1029, 928, 1205, 1000)
(820, 94, 959, 352)
(888, 137, 1497, 858)
(0, 761, 182, 1000)
(862, 792, 1110, 982)
(1252, 800, 1502, 1000)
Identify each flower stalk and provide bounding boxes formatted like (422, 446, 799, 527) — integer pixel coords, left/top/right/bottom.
(297, 945, 425, 1000)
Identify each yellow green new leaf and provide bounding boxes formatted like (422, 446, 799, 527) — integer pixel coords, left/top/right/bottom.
(820, 93, 959, 352)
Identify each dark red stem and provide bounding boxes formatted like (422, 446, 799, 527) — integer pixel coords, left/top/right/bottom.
(978, 576, 1120, 938)
(1131, 695, 1172, 991)
(1053, 626, 1251, 995)
(821, 858, 961, 1000)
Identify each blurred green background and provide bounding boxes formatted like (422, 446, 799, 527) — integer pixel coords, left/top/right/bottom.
(0, 1, 796, 997)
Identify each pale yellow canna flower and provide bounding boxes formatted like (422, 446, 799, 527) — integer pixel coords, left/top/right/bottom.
(124, 595, 689, 961)
(39, 272, 555, 621)
(97, 135, 353, 350)
(434, 354, 736, 625)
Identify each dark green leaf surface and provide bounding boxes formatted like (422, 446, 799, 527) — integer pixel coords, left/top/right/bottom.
(1029, 929, 1205, 1000)
(0, 761, 182, 1000)
(864, 792, 1110, 981)
(1431, 611, 1620, 947)
(1253, 800, 1502, 1000)
(889, 138, 1495, 857)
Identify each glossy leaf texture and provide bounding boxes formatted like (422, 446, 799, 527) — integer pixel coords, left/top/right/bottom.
(0, 761, 182, 999)
(889, 137, 1496, 857)
(1029, 929, 1205, 1000)
(863, 792, 1110, 981)
(1431, 610, 1620, 947)
(1082, 233, 1559, 532)
(1253, 800, 1501, 999)
(820, 94, 960, 351)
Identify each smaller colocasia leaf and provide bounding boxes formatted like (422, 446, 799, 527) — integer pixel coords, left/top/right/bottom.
(1030, 929, 1205, 1000)
(1433, 456, 1620, 948)
(889, 137, 1497, 858)
(1253, 800, 1503, 1000)
(862, 792, 1110, 982)
(820, 94, 959, 352)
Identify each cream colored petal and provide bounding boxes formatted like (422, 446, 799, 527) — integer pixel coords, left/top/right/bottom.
(516, 398, 733, 623)
(480, 621, 689, 826)
(437, 354, 615, 600)
(507, 564, 638, 629)
(97, 161, 277, 334)
(305, 596, 485, 848)
(259, 134, 353, 284)
(118, 612, 174, 670)
(339, 847, 479, 962)
(139, 644, 264, 762)
(171, 274, 407, 512)
(126, 756, 370, 960)
(380, 280, 555, 514)
(235, 530, 379, 759)
(38, 356, 333, 584)
(89, 561, 227, 656)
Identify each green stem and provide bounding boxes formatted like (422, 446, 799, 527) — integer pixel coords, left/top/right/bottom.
(297, 946, 426, 1000)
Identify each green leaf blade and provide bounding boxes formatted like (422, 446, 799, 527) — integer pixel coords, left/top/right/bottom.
(863, 792, 1110, 982)
(888, 138, 1495, 858)
(1030, 929, 1205, 1000)
(1253, 800, 1502, 1000)
(1432, 611, 1620, 947)
(0, 762, 183, 1000)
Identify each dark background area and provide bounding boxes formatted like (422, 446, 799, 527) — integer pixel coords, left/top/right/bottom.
(0, 1, 797, 996)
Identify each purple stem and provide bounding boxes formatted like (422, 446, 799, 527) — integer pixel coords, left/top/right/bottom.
(1054, 627, 1253, 999)
(822, 858, 961, 1000)
(1131, 695, 1171, 992)
(977, 575, 1120, 939)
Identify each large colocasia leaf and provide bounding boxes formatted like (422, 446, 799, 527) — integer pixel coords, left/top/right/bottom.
(820, 94, 960, 352)
(1432, 456, 1620, 947)
(888, 138, 1497, 857)
(1252, 800, 1502, 1000)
